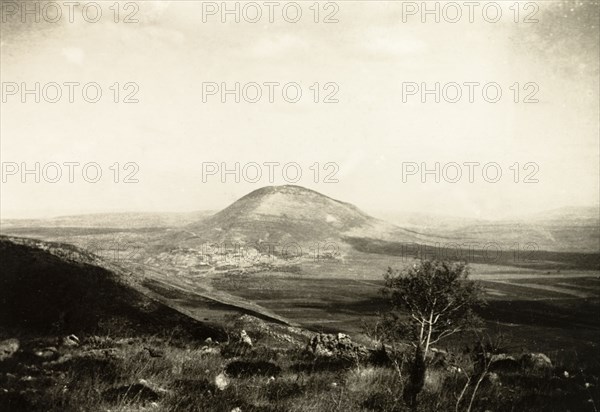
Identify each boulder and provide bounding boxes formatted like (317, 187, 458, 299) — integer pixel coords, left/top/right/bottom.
(200, 346, 220, 355)
(34, 347, 59, 361)
(240, 330, 253, 347)
(61, 334, 80, 348)
(307, 333, 369, 360)
(0, 339, 19, 362)
(215, 372, 230, 390)
(45, 347, 122, 366)
(521, 353, 552, 370)
(489, 353, 520, 372)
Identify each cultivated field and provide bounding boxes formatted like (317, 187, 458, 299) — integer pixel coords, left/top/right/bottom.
(206, 259, 600, 357)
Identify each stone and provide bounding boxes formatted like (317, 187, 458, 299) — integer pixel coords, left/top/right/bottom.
(307, 333, 369, 360)
(240, 330, 253, 347)
(34, 347, 59, 361)
(61, 334, 80, 347)
(489, 353, 520, 372)
(486, 372, 501, 386)
(521, 353, 553, 370)
(0, 339, 19, 362)
(200, 346, 220, 355)
(215, 372, 230, 390)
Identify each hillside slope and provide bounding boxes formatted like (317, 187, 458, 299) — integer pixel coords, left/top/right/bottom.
(0, 236, 224, 339)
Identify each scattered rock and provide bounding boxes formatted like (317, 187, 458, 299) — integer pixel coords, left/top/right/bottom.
(307, 333, 369, 360)
(486, 372, 501, 386)
(490, 353, 517, 363)
(521, 353, 552, 370)
(204, 337, 214, 345)
(0, 339, 19, 362)
(85, 335, 115, 347)
(44, 353, 74, 366)
(240, 330, 252, 347)
(231, 408, 242, 412)
(61, 335, 80, 348)
(489, 353, 520, 372)
(34, 347, 59, 361)
(45, 347, 121, 367)
(215, 372, 230, 390)
(115, 337, 136, 346)
(200, 346, 220, 355)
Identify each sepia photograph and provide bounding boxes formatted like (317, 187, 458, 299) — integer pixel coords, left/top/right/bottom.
(0, 1, 599, 411)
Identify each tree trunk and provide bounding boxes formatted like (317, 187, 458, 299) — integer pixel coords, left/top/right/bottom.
(424, 310, 434, 356)
(403, 344, 426, 411)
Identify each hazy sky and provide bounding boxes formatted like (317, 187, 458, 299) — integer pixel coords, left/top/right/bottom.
(1, 0, 598, 219)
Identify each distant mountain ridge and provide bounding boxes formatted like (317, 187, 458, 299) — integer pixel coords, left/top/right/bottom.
(1, 188, 597, 253)
(377, 205, 599, 253)
(0, 211, 215, 230)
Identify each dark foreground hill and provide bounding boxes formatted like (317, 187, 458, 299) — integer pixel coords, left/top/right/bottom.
(0, 236, 224, 340)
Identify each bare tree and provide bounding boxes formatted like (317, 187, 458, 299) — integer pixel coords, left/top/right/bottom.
(382, 260, 485, 411)
(383, 260, 484, 357)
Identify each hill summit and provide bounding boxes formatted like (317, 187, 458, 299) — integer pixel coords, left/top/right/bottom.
(184, 185, 399, 245)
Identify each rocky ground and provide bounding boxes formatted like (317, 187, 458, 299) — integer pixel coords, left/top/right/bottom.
(1, 314, 598, 412)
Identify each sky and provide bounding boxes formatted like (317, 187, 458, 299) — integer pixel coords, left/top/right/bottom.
(1, 0, 598, 219)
